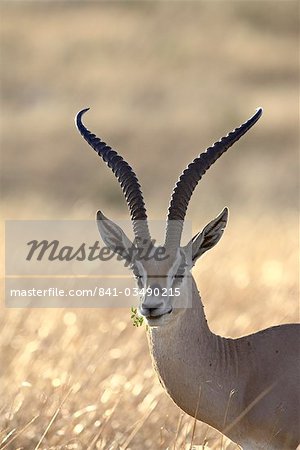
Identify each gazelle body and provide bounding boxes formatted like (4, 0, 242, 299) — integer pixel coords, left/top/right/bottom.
(148, 279, 299, 449)
(76, 108, 300, 449)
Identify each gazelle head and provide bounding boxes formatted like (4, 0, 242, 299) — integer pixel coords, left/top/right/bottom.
(76, 108, 262, 326)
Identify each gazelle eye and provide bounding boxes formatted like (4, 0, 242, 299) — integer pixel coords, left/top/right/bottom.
(133, 273, 144, 288)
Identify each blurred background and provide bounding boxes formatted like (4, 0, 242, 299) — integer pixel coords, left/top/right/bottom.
(0, 2, 298, 449)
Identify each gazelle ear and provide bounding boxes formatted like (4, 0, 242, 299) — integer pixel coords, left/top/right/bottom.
(96, 211, 136, 263)
(185, 207, 229, 264)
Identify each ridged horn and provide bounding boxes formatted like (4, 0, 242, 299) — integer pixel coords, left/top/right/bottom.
(76, 108, 151, 245)
(165, 108, 263, 249)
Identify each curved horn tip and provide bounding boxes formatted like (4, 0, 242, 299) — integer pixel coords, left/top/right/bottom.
(255, 107, 263, 118)
(75, 107, 90, 128)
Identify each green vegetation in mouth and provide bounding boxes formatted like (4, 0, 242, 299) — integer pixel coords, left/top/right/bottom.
(130, 306, 144, 327)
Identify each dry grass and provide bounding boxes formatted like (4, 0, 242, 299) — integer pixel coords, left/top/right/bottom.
(0, 212, 298, 449)
(0, 2, 298, 449)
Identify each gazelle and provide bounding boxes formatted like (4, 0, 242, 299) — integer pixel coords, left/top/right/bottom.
(76, 108, 300, 449)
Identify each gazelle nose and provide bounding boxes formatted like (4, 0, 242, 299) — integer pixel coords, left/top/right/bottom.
(140, 306, 164, 318)
(139, 284, 172, 318)
(140, 299, 165, 318)
(139, 306, 172, 318)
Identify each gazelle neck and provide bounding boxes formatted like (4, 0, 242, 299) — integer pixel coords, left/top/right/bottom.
(147, 276, 241, 435)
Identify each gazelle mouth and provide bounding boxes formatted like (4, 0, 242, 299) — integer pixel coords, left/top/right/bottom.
(146, 310, 172, 327)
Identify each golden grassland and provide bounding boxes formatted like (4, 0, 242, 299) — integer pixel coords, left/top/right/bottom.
(0, 2, 299, 449)
(0, 212, 298, 449)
